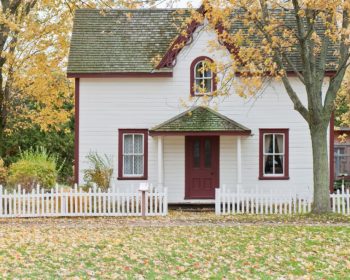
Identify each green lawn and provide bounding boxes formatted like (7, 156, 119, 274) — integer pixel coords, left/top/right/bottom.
(0, 213, 349, 279)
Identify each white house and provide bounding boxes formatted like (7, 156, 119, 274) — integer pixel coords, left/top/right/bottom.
(67, 8, 335, 204)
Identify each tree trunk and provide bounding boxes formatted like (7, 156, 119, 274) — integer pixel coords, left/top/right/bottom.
(310, 123, 331, 213)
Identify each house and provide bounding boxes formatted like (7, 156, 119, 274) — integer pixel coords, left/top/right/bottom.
(67, 8, 336, 203)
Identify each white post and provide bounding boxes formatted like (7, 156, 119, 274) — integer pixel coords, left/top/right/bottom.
(0, 185, 3, 216)
(236, 136, 242, 192)
(158, 136, 164, 189)
(163, 187, 168, 216)
(215, 188, 221, 215)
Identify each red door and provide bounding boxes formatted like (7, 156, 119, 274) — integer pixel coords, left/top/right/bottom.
(185, 136, 219, 199)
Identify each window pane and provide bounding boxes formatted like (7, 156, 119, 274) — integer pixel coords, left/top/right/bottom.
(274, 155, 284, 174)
(203, 63, 212, 78)
(335, 147, 345, 155)
(195, 62, 203, 78)
(134, 135, 143, 153)
(134, 155, 143, 175)
(124, 155, 133, 175)
(275, 134, 284, 154)
(334, 146, 350, 177)
(124, 135, 133, 154)
(205, 139, 212, 168)
(264, 155, 273, 174)
(264, 134, 273, 153)
(203, 79, 212, 92)
(193, 139, 200, 168)
(195, 79, 202, 93)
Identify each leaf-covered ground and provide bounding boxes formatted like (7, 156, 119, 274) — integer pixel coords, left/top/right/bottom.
(0, 211, 349, 279)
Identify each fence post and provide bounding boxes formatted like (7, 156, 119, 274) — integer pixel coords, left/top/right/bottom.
(141, 190, 146, 217)
(139, 183, 149, 217)
(215, 188, 221, 215)
(346, 188, 350, 215)
(60, 187, 66, 215)
(163, 187, 168, 216)
(0, 185, 2, 216)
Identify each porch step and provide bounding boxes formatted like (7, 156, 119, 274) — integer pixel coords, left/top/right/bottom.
(169, 204, 215, 212)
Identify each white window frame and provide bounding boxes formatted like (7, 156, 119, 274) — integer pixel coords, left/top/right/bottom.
(263, 133, 285, 176)
(194, 60, 213, 95)
(123, 133, 144, 177)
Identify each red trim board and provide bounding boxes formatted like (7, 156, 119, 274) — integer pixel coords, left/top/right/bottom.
(329, 113, 335, 192)
(67, 72, 173, 78)
(74, 78, 80, 184)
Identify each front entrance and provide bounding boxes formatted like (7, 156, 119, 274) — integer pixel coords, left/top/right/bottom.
(185, 136, 219, 199)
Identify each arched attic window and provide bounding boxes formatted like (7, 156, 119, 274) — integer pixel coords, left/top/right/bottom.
(190, 56, 217, 96)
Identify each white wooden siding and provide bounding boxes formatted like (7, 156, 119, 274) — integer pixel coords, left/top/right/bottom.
(78, 26, 329, 203)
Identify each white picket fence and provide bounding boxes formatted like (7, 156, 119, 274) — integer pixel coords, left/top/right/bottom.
(215, 186, 313, 215)
(216, 185, 350, 215)
(0, 184, 168, 218)
(330, 184, 350, 215)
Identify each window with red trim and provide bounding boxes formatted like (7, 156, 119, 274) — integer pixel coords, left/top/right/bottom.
(259, 129, 289, 180)
(118, 129, 148, 180)
(190, 56, 217, 96)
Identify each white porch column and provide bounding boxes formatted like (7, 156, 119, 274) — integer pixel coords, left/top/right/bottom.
(157, 136, 164, 189)
(236, 136, 242, 192)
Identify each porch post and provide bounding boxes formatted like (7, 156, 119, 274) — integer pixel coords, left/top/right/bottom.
(236, 136, 242, 192)
(158, 136, 164, 189)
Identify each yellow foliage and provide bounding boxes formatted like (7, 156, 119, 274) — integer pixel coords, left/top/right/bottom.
(0, 0, 76, 133)
(0, 158, 7, 185)
(1, 0, 145, 134)
(336, 71, 350, 129)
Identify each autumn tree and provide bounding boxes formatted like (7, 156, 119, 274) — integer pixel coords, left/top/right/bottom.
(0, 0, 77, 156)
(336, 71, 350, 131)
(193, 0, 350, 213)
(0, 0, 174, 182)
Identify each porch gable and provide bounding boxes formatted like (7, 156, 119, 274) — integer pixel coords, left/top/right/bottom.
(149, 106, 251, 136)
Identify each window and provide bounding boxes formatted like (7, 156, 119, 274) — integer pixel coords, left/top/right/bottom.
(118, 129, 148, 180)
(334, 145, 350, 178)
(259, 129, 289, 180)
(190, 56, 216, 96)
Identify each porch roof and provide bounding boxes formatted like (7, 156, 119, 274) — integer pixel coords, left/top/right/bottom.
(149, 106, 251, 136)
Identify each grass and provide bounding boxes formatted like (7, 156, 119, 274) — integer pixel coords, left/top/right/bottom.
(0, 212, 349, 279)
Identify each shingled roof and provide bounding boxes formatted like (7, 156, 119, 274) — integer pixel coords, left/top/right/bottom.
(67, 8, 338, 75)
(68, 9, 187, 74)
(149, 107, 251, 135)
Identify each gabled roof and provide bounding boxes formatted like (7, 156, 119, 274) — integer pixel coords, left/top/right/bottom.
(68, 8, 338, 76)
(67, 9, 189, 76)
(149, 106, 251, 136)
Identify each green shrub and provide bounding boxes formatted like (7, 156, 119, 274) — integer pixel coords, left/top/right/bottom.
(8, 147, 61, 191)
(83, 152, 113, 191)
(0, 158, 7, 185)
(3, 122, 74, 185)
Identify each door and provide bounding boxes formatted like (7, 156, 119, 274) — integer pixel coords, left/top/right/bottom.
(185, 136, 219, 199)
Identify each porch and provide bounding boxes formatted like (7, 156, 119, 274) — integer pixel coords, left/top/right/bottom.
(149, 106, 251, 203)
